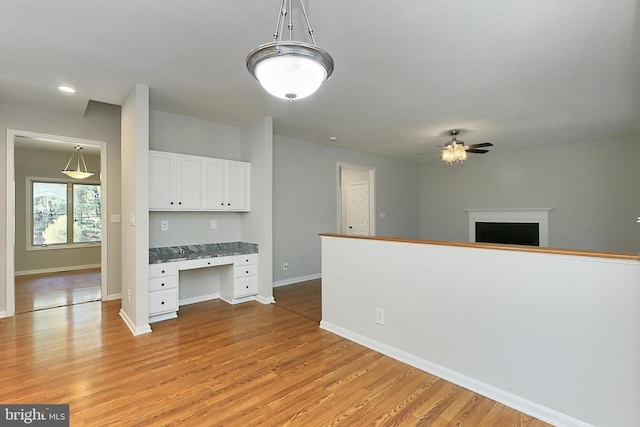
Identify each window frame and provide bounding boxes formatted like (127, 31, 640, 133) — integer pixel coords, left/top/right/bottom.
(26, 176, 102, 251)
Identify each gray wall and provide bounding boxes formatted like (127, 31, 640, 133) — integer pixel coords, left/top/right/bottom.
(273, 134, 421, 284)
(0, 101, 121, 314)
(419, 136, 640, 253)
(14, 147, 101, 273)
(148, 110, 244, 248)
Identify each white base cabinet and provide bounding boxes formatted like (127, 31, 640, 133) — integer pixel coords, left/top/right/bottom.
(148, 263, 179, 323)
(148, 254, 259, 323)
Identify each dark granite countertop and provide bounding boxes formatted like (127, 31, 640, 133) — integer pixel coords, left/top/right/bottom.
(149, 242, 258, 264)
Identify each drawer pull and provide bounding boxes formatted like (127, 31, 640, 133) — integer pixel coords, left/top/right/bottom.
(161, 301, 165, 305)
(207, 262, 211, 265)
(161, 270, 165, 274)
(246, 270, 249, 274)
(161, 283, 165, 287)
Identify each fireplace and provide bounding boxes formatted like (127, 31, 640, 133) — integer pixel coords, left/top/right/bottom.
(465, 208, 552, 247)
(475, 222, 540, 246)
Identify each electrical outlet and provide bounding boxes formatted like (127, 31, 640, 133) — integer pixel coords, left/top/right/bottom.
(127, 289, 131, 303)
(283, 261, 289, 270)
(210, 220, 217, 229)
(111, 213, 121, 223)
(160, 220, 169, 231)
(376, 308, 385, 325)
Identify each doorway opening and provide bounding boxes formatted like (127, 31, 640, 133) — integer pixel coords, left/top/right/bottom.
(6, 130, 108, 316)
(337, 163, 375, 236)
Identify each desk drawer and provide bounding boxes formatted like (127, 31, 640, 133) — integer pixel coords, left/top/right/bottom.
(235, 253, 258, 266)
(149, 263, 178, 278)
(149, 276, 177, 292)
(234, 265, 258, 278)
(149, 289, 178, 315)
(235, 276, 258, 297)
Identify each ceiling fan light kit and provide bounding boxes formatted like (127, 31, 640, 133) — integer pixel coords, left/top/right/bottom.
(441, 130, 493, 165)
(246, 0, 334, 101)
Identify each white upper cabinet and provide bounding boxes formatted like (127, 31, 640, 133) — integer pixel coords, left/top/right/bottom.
(149, 151, 202, 210)
(149, 151, 174, 209)
(203, 158, 250, 211)
(176, 155, 202, 210)
(150, 150, 250, 212)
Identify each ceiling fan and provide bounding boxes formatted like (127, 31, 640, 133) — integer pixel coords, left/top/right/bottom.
(417, 130, 493, 164)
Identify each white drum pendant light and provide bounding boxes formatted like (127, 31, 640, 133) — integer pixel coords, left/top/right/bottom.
(246, 0, 334, 101)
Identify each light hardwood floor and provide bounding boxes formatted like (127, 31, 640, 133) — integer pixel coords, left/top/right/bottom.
(14, 268, 101, 314)
(0, 280, 551, 426)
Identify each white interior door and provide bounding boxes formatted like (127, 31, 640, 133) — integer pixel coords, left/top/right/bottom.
(347, 182, 370, 235)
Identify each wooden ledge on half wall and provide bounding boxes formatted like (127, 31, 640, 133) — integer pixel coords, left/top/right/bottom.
(319, 233, 640, 262)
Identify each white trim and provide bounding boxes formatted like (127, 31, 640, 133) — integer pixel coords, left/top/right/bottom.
(320, 320, 594, 427)
(465, 208, 552, 247)
(15, 263, 101, 277)
(119, 308, 152, 335)
(255, 295, 275, 304)
(273, 273, 321, 288)
(103, 292, 121, 301)
(6, 130, 109, 317)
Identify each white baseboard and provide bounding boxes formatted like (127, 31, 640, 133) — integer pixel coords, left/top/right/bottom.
(273, 273, 321, 288)
(179, 293, 220, 307)
(0, 311, 7, 319)
(256, 295, 275, 304)
(15, 263, 101, 277)
(103, 293, 121, 301)
(319, 320, 593, 427)
(119, 308, 151, 336)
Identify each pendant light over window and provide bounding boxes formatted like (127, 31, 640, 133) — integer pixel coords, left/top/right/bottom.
(246, 0, 334, 101)
(62, 145, 94, 179)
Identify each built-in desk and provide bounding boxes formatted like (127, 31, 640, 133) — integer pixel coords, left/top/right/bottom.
(148, 242, 258, 323)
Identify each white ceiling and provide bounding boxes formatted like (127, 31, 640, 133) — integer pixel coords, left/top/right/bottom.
(2, 0, 639, 162)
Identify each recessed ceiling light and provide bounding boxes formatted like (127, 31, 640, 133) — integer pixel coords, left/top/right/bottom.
(58, 85, 76, 93)
(329, 136, 337, 142)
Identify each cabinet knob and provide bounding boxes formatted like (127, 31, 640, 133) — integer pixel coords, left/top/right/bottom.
(161, 301, 165, 305)
(178, 202, 182, 205)
(161, 283, 165, 287)
(207, 262, 211, 265)
(221, 202, 224, 206)
(227, 203, 231, 206)
(246, 270, 249, 274)
(161, 270, 165, 273)
(170, 202, 174, 205)
(245, 285, 249, 289)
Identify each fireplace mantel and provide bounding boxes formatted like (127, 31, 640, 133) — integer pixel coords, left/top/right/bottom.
(464, 208, 552, 247)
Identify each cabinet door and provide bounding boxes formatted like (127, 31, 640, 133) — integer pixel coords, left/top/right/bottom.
(176, 155, 202, 210)
(149, 151, 176, 210)
(203, 158, 226, 210)
(226, 160, 250, 211)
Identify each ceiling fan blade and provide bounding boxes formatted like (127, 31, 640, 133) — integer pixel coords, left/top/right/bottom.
(466, 149, 489, 154)
(466, 142, 493, 148)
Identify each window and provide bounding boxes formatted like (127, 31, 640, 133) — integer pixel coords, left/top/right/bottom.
(31, 179, 101, 248)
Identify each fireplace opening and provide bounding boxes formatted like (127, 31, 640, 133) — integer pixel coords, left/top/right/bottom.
(475, 222, 540, 246)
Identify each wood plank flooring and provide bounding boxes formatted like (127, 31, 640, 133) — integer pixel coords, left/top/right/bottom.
(274, 279, 322, 322)
(0, 282, 552, 426)
(14, 268, 101, 314)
